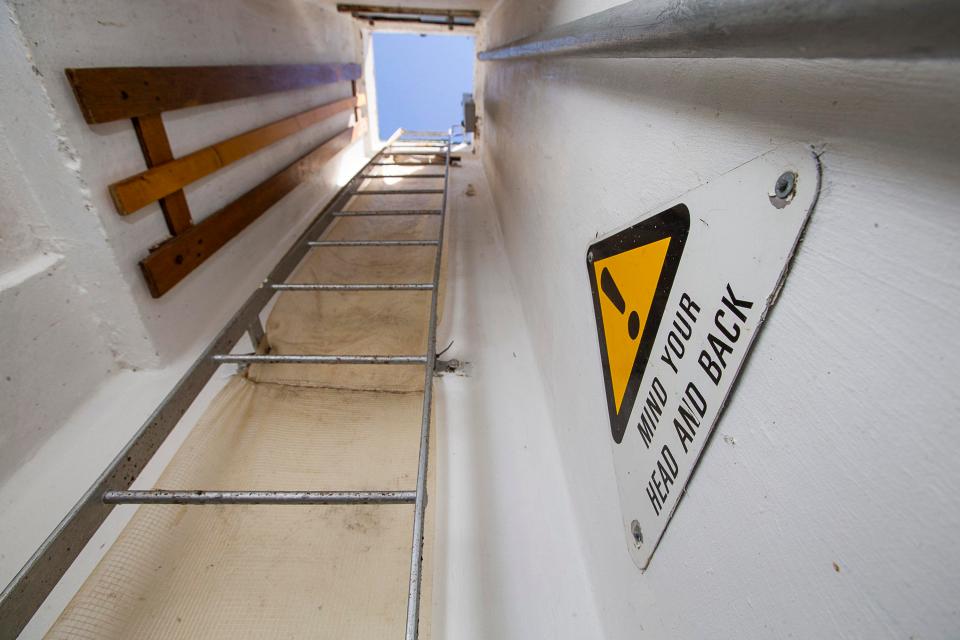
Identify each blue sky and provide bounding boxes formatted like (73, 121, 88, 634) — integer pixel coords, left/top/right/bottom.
(373, 32, 475, 138)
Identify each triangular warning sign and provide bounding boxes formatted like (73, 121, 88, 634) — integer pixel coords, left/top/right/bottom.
(587, 204, 690, 444)
(593, 238, 670, 414)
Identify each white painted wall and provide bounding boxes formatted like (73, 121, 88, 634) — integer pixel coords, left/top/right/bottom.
(435, 153, 602, 639)
(1, 1, 126, 486)
(1, 0, 368, 483)
(477, 1, 960, 638)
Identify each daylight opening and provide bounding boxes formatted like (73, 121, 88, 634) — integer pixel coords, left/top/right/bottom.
(372, 32, 474, 140)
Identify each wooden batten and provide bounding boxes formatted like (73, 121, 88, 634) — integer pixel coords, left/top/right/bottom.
(65, 63, 362, 124)
(140, 120, 365, 298)
(131, 114, 193, 234)
(110, 96, 357, 215)
(65, 61, 366, 295)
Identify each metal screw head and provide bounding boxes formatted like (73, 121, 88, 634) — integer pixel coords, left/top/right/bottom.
(630, 520, 643, 547)
(774, 171, 796, 200)
(587, 250, 594, 263)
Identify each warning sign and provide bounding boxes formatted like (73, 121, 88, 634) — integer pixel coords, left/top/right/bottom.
(588, 205, 689, 444)
(586, 145, 820, 569)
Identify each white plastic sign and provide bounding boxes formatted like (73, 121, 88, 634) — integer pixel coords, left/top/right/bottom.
(586, 145, 820, 569)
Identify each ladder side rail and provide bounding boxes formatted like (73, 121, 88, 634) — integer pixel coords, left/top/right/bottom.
(404, 125, 456, 640)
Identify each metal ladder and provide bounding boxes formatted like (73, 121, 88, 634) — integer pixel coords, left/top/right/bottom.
(0, 126, 461, 640)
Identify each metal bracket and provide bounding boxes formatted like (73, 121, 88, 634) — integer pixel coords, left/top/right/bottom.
(434, 358, 464, 374)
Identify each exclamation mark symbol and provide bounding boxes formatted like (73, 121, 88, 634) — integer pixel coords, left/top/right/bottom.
(601, 267, 641, 340)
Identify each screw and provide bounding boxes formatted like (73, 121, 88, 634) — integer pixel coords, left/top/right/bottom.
(774, 171, 796, 200)
(587, 251, 594, 263)
(631, 520, 643, 547)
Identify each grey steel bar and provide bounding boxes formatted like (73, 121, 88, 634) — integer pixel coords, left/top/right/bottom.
(384, 151, 448, 157)
(404, 126, 454, 640)
(307, 240, 439, 246)
(270, 283, 434, 291)
(212, 354, 427, 365)
(0, 126, 408, 640)
(360, 174, 446, 179)
(103, 490, 416, 505)
(333, 209, 442, 216)
(478, 0, 960, 60)
(389, 143, 449, 148)
(393, 137, 449, 141)
(399, 129, 447, 136)
(371, 162, 444, 166)
(351, 189, 444, 195)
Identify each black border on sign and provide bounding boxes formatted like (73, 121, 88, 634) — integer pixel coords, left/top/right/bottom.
(587, 204, 690, 444)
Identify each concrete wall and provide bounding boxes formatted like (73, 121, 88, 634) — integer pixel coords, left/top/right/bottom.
(0, 0, 366, 482)
(477, 1, 960, 638)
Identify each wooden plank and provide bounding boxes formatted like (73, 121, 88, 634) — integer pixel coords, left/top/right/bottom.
(140, 120, 365, 297)
(65, 63, 362, 124)
(111, 96, 357, 215)
(336, 4, 480, 18)
(131, 114, 193, 234)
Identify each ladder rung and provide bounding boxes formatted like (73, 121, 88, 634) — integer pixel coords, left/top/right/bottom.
(213, 354, 427, 365)
(360, 174, 446, 179)
(333, 209, 442, 216)
(390, 143, 449, 148)
(103, 490, 416, 505)
(308, 240, 439, 246)
(370, 162, 444, 166)
(399, 130, 447, 136)
(385, 151, 445, 156)
(351, 189, 444, 195)
(271, 283, 434, 291)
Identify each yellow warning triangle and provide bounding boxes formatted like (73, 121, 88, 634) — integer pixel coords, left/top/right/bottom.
(592, 237, 671, 413)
